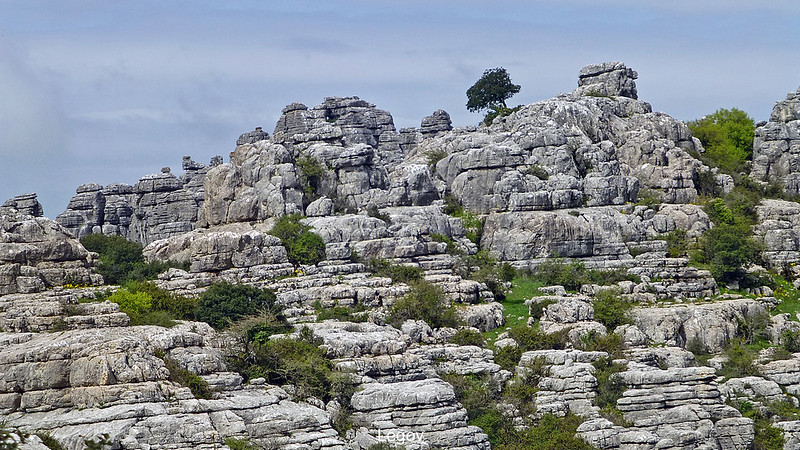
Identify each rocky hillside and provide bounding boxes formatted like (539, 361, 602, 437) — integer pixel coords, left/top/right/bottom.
(3, 62, 800, 449)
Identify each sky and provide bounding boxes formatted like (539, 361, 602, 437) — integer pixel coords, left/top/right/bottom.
(1, 1, 799, 218)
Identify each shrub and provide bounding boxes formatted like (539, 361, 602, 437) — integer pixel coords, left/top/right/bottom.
(365, 258, 424, 283)
(592, 358, 627, 414)
(224, 438, 259, 450)
(592, 290, 633, 331)
(0, 423, 26, 450)
(494, 345, 524, 372)
(782, 329, 800, 353)
(195, 282, 280, 329)
(694, 170, 723, 197)
(80, 234, 185, 285)
(296, 155, 325, 200)
(719, 340, 761, 379)
(455, 251, 514, 300)
(738, 312, 771, 346)
(663, 229, 690, 258)
(687, 108, 755, 175)
(387, 281, 461, 329)
(698, 223, 763, 282)
(107, 289, 152, 317)
(268, 214, 327, 266)
(704, 198, 735, 226)
(157, 349, 213, 399)
(450, 328, 486, 347)
(441, 373, 494, 421)
(495, 413, 594, 450)
(530, 258, 638, 292)
(425, 148, 448, 171)
(731, 400, 786, 450)
(579, 331, 625, 359)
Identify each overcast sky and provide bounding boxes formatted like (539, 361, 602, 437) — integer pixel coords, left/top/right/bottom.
(1, 1, 799, 217)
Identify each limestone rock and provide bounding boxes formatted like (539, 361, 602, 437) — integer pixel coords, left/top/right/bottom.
(2, 194, 43, 218)
(575, 62, 638, 99)
(750, 86, 800, 194)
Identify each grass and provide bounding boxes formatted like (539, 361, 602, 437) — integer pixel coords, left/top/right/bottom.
(483, 276, 543, 344)
(772, 275, 800, 320)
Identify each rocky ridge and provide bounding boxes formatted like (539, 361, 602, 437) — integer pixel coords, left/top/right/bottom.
(3, 62, 800, 449)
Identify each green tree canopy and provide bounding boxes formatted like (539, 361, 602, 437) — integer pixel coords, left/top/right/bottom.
(466, 67, 521, 113)
(687, 108, 755, 174)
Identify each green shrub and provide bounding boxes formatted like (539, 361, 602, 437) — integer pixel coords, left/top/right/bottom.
(425, 148, 448, 171)
(387, 281, 461, 329)
(593, 358, 627, 418)
(80, 234, 186, 285)
(224, 438, 259, 450)
(731, 400, 786, 450)
(494, 345, 523, 372)
(663, 229, 690, 258)
(495, 413, 594, 450)
(0, 423, 26, 450)
(698, 223, 763, 282)
(296, 155, 325, 200)
(738, 312, 771, 346)
(782, 329, 800, 353)
(430, 233, 462, 255)
(687, 108, 755, 175)
(529, 258, 638, 292)
(441, 373, 493, 421)
(719, 340, 761, 380)
(579, 331, 625, 359)
(195, 282, 280, 329)
(366, 206, 391, 224)
(455, 251, 514, 301)
(704, 198, 736, 226)
(107, 289, 152, 317)
(228, 327, 358, 406)
(315, 302, 367, 323)
(157, 349, 212, 399)
(269, 214, 327, 266)
(694, 170, 723, 197)
(592, 290, 633, 331)
(365, 258, 424, 283)
(450, 328, 486, 347)
(526, 164, 549, 180)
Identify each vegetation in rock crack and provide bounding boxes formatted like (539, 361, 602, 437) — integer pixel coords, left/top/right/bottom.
(730, 399, 786, 450)
(524, 258, 639, 292)
(34, 432, 64, 450)
(591, 289, 633, 331)
(224, 437, 260, 450)
(592, 358, 630, 426)
(155, 349, 213, 399)
(579, 331, 626, 359)
(314, 301, 368, 323)
(442, 196, 484, 244)
(296, 154, 325, 202)
(662, 228, 690, 258)
(503, 356, 548, 418)
(466, 67, 521, 125)
(80, 233, 187, 285)
(454, 250, 516, 301)
(387, 280, 461, 329)
(268, 214, 327, 266)
(450, 328, 486, 347)
(0, 423, 26, 450)
(687, 108, 755, 175)
(194, 281, 281, 330)
(103, 281, 197, 327)
(493, 325, 569, 371)
(364, 258, 424, 283)
(718, 340, 762, 380)
(226, 327, 358, 434)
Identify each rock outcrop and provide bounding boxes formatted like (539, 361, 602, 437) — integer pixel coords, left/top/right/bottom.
(56, 156, 221, 245)
(751, 86, 800, 193)
(1, 201, 101, 296)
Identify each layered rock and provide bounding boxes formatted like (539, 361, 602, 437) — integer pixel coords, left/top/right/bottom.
(575, 61, 639, 99)
(755, 198, 800, 270)
(57, 155, 220, 245)
(1, 193, 43, 217)
(750, 86, 800, 193)
(1, 203, 101, 295)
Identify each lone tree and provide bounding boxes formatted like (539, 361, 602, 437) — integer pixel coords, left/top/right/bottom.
(466, 67, 521, 124)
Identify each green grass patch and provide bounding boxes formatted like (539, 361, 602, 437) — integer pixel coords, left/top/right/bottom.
(483, 276, 543, 344)
(772, 275, 800, 320)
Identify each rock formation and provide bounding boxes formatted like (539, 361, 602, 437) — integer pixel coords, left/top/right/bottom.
(5, 62, 799, 449)
(751, 86, 800, 193)
(1, 199, 101, 296)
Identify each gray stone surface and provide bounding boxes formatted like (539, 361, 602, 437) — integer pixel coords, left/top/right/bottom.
(751, 86, 800, 194)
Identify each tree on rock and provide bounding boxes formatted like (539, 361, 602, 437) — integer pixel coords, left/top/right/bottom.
(466, 67, 521, 125)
